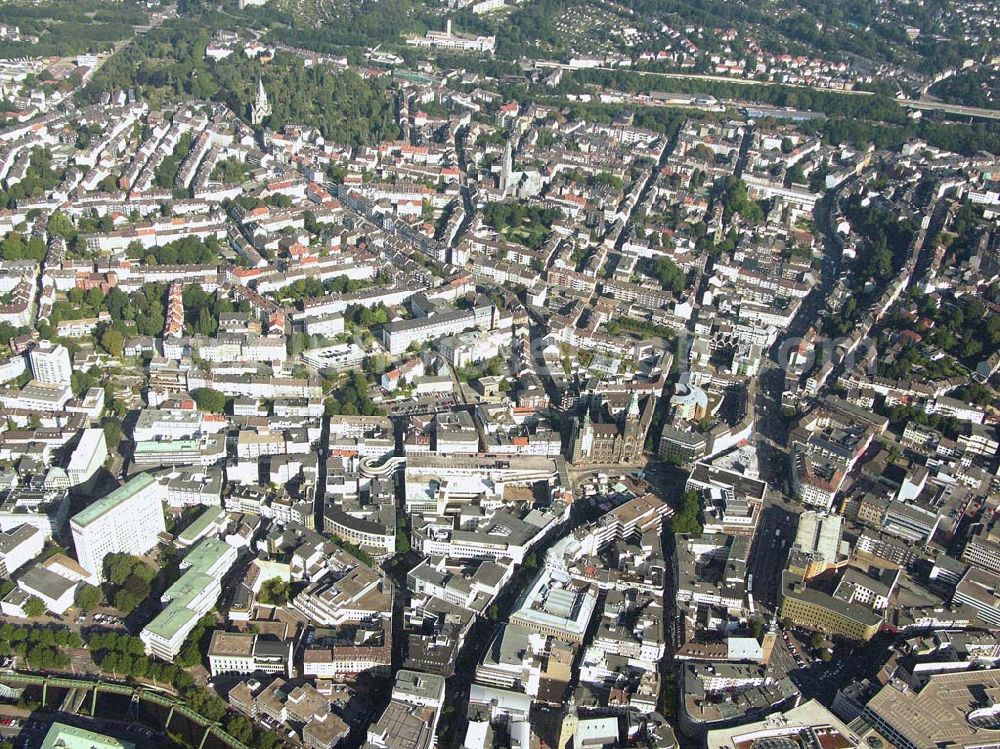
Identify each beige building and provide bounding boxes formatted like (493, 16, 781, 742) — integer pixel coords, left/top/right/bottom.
(779, 572, 882, 641)
(863, 669, 1000, 749)
(707, 699, 858, 749)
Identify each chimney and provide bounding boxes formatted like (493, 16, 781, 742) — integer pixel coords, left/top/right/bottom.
(446, 18, 452, 35)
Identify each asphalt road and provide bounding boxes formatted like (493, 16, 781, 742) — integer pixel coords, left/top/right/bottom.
(774, 630, 895, 705)
(746, 174, 859, 607)
(747, 502, 798, 615)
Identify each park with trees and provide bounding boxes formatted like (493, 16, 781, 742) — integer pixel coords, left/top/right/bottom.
(83, 22, 400, 145)
(102, 554, 157, 615)
(483, 202, 562, 251)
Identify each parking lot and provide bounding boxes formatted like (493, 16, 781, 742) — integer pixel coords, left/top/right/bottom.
(0, 605, 129, 638)
(780, 628, 830, 670)
(0, 712, 162, 749)
(76, 611, 125, 629)
(0, 717, 51, 749)
(384, 392, 459, 416)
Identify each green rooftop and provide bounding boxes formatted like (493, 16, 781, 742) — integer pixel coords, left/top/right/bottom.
(175, 537, 232, 580)
(143, 538, 234, 642)
(71, 472, 157, 528)
(176, 506, 227, 545)
(41, 722, 135, 749)
(142, 593, 201, 641)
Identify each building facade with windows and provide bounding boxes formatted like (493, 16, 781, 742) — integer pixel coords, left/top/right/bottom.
(70, 473, 166, 579)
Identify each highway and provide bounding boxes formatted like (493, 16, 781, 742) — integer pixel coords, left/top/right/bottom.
(533, 60, 1000, 121)
(901, 98, 1000, 121)
(532, 62, 877, 96)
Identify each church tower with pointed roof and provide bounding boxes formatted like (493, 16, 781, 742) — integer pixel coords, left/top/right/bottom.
(499, 140, 513, 197)
(621, 390, 645, 463)
(569, 390, 655, 466)
(251, 76, 271, 126)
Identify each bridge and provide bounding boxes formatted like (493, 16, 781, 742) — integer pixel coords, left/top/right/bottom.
(0, 672, 252, 749)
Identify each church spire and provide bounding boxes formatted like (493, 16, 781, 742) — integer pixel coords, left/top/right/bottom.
(251, 75, 271, 127)
(500, 140, 512, 197)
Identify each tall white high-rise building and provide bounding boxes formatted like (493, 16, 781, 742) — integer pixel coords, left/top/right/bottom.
(500, 141, 512, 197)
(70, 473, 166, 580)
(29, 342, 71, 387)
(66, 428, 108, 489)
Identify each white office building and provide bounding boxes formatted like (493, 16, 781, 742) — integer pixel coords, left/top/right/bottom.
(382, 309, 478, 355)
(17, 565, 77, 615)
(28, 343, 72, 387)
(66, 429, 107, 489)
(0, 381, 72, 412)
(70, 473, 167, 580)
(0, 524, 45, 577)
(141, 537, 237, 661)
(207, 631, 293, 677)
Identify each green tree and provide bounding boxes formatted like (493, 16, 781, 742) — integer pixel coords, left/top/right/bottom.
(103, 287, 129, 322)
(84, 29, 401, 145)
(196, 307, 215, 336)
(103, 419, 123, 452)
(716, 177, 764, 224)
(75, 583, 102, 612)
(176, 614, 214, 667)
(482, 202, 562, 251)
(0, 322, 17, 347)
(113, 575, 150, 615)
(647, 256, 686, 295)
(104, 554, 141, 586)
(47, 210, 76, 239)
(23, 597, 46, 618)
(257, 578, 290, 605)
(191, 388, 227, 414)
(99, 327, 124, 358)
(669, 491, 703, 535)
(227, 716, 254, 744)
(324, 370, 383, 417)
